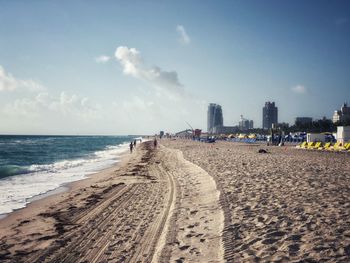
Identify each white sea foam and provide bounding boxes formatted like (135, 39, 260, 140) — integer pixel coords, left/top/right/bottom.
(0, 142, 129, 216)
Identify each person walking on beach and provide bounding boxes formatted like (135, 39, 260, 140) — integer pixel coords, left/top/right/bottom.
(129, 142, 133, 153)
(134, 140, 137, 147)
(153, 138, 157, 149)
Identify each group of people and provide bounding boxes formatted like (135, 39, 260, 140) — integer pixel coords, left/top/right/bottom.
(129, 137, 158, 153)
(129, 139, 142, 153)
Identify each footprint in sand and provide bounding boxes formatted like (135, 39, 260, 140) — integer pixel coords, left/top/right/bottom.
(287, 234, 302, 242)
(262, 238, 279, 245)
(288, 243, 300, 254)
(179, 245, 190, 250)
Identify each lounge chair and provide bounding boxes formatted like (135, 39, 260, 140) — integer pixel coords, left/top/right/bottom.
(310, 142, 322, 150)
(334, 142, 350, 152)
(319, 142, 331, 150)
(297, 142, 307, 148)
(328, 142, 342, 151)
(344, 142, 350, 150)
(306, 142, 315, 149)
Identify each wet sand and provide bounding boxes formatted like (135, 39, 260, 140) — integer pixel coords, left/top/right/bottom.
(162, 139, 350, 262)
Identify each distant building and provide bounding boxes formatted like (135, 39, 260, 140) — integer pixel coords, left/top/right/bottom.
(239, 119, 249, 130)
(239, 116, 254, 130)
(207, 103, 223, 133)
(333, 103, 350, 124)
(175, 129, 192, 138)
(262, 101, 278, 129)
(212, 125, 239, 134)
(295, 117, 313, 125)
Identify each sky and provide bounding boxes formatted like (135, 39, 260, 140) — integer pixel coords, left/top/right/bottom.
(1, 0, 350, 135)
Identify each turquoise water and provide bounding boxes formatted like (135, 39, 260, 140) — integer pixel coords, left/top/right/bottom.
(0, 135, 136, 215)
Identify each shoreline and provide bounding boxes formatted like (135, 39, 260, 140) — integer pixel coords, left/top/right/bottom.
(0, 146, 131, 228)
(0, 140, 225, 262)
(0, 141, 170, 262)
(0, 143, 131, 221)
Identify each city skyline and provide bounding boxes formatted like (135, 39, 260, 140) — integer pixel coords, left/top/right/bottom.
(1, 1, 350, 134)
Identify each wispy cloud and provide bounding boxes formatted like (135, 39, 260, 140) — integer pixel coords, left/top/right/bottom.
(3, 91, 100, 120)
(176, 25, 190, 45)
(95, 55, 111, 63)
(0, 65, 45, 92)
(115, 46, 184, 98)
(291, 84, 307, 94)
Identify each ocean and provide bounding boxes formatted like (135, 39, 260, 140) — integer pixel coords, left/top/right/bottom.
(0, 135, 137, 216)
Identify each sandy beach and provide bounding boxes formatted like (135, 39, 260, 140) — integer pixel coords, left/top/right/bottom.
(0, 140, 224, 263)
(1, 139, 349, 262)
(163, 139, 350, 262)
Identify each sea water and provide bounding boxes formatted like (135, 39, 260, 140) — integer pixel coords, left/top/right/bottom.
(0, 135, 137, 216)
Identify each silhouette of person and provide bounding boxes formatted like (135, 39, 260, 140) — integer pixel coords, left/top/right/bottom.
(129, 142, 133, 153)
(153, 138, 157, 149)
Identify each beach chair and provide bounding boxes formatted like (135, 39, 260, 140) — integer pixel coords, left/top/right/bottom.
(310, 142, 322, 150)
(297, 142, 307, 148)
(334, 142, 350, 152)
(319, 142, 331, 150)
(344, 142, 350, 150)
(328, 142, 341, 151)
(306, 142, 315, 149)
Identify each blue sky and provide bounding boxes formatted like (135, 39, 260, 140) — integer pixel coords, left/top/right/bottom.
(1, 0, 349, 134)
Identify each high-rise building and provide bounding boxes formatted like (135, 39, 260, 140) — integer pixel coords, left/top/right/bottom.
(262, 101, 278, 129)
(332, 103, 350, 124)
(207, 103, 223, 133)
(207, 103, 216, 132)
(239, 115, 254, 130)
(239, 119, 254, 130)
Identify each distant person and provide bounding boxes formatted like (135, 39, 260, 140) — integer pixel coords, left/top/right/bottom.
(153, 138, 157, 149)
(134, 140, 137, 147)
(129, 142, 133, 153)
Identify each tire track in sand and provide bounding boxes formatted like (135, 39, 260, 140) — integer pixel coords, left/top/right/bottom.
(3, 142, 224, 263)
(157, 147, 225, 263)
(21, 141, 176, 263)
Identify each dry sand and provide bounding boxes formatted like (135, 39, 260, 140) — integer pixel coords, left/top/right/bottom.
(162, 139, 350, 262)
(155, 147, 224, 263)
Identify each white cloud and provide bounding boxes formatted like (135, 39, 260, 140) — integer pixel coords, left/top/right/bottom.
(3, 91, 100, 120)
(0, 66, 17, 91)
(176, 25, 190, 45)
(95, 55, 111, 63)
(115, 46, 184, 98)
(0, 65, 45, 92)
(291, 85, 307, 94)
